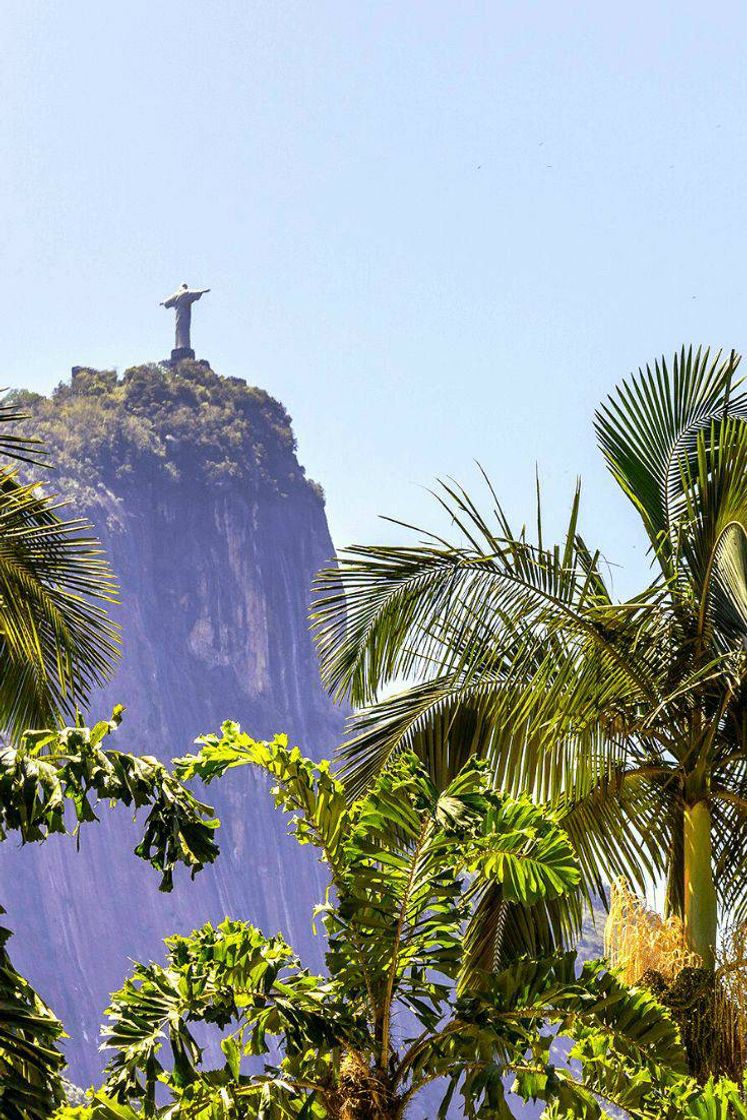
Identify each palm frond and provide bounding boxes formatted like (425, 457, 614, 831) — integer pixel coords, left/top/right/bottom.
(0, 472, 119, 740)
(0, 916, 65, 1120)
(0, 392, 46, 466)
(595, 345, 745, 572)
(313, 479, 631, 708)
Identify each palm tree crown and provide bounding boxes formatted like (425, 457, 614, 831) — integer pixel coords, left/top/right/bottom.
(313, 347, 747, 969)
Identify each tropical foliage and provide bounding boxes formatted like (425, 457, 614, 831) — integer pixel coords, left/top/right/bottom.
(67, 723, 728, 1120)
(0, 710, 221, 1119)
(312, 347, 747, 996)
(0, 707, 219, 890)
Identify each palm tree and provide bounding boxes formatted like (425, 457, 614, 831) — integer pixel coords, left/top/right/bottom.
(0, 393, 119, 741)
(313, 347, 747, 984)
(84, 726, 701, 1120)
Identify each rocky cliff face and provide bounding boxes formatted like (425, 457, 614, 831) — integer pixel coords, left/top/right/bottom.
(0, 361, 345, 1084)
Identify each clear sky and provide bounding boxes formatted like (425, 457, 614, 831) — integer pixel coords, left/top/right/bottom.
(3, 1, 747, 595)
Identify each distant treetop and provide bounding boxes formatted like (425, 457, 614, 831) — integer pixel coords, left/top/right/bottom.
(10, 360, 323, 509)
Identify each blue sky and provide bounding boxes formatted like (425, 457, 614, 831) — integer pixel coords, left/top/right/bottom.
(3, 1, 747, 595)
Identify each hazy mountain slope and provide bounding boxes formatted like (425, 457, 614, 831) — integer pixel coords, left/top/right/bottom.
(0, 361, 345, 1084)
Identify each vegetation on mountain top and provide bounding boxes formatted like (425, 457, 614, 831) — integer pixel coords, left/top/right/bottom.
(10, 361, 321, 511)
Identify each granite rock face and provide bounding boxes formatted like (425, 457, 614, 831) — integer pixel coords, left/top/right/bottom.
(0, 362, 345, 1084)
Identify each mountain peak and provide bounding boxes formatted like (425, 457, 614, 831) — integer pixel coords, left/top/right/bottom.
(12, 360, 323, 504)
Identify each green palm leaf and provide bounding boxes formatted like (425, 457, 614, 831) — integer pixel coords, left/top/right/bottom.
(0, 395, 119, 741)
(594, 346, 745, 567)
(0, 915, 65, 1120)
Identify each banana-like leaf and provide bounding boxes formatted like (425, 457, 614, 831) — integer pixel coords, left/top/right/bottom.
(0, 709, 220, 891)
(103, 737, 708, 1119)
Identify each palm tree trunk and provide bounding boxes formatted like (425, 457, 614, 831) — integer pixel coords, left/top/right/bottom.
(683, 799, 717, 969)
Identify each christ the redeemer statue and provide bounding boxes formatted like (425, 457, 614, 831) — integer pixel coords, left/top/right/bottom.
(160, 282, 210, 360)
